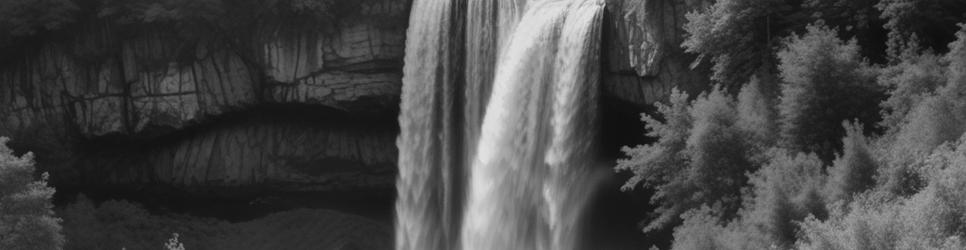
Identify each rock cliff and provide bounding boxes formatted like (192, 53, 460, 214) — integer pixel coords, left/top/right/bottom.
(602, 0, 711, 106)
(0, 0, 710, 193)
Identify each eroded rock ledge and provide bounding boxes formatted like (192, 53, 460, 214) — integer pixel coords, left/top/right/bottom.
(0, 0, 712, 193)
(72, 106, 398, 192)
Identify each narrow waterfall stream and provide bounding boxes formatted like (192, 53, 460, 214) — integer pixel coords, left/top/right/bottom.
(397, 0, 604, 249)
(395, 0, 463, 249)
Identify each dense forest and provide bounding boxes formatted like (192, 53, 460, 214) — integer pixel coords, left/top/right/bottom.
(615, 0, 966, 249)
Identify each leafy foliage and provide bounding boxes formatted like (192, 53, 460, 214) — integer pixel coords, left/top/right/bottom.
(747, 150, 828, 246)
(668, 150, 828, 250)
(876, 0, 966, 58)
(802, 0, 888, 61)
(617, 86, 766, 232)
(880, 25, 966, 195)
(799, 137, 966, 250)
(777, 24, 883, 161)
(826, 122, 878, 203)
(682, 0, 808, 86)
(736, 77, 779, 154)
(878, 51, 946, 131)
(0, 137, 63, 250)
(635, 2, 966, 250)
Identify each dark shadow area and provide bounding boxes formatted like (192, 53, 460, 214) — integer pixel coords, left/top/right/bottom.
(53, 187, 396, 224)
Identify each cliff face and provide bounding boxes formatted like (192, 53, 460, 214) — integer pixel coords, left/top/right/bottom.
(0, 1, 408, 139)
(603, 0, 711, 106)
(0, 0, 409, 191)
(0, 0, 710, 193)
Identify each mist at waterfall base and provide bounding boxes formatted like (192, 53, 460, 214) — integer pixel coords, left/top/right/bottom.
(394, 0, 664, 249)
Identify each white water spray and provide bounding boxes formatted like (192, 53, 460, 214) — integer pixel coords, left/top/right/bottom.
(396, 0, 604, 249)
(460, 1, 604, 249)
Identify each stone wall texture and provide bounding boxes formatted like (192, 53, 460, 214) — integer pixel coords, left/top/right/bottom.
(0, 0, 711, 193)
(603, 0, 712, 106)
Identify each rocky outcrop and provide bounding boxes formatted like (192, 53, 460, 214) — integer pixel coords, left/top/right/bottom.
(602, 0, 712, 106)
(0, 0, 410, 192)
(0, 0, 408, 141)
(0, 0, 711, 193)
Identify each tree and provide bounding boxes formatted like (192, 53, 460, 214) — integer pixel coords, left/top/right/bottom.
(777, 23, 883, 162)
(877, 0, 966, 58)
(745, 150, 828, 247)
(617, 86, 757, 232)
(682, 0, 809, 87)
(0, 137, 63, 250)
(877, 51, 946, 132)
(736, 77, 779, 158)
(881, 25, 966, 195)
(802, 0, 888, 62)
(669, 207, 729, 250)
(798, 138, 966, 250)
(827, 122, 878, 203)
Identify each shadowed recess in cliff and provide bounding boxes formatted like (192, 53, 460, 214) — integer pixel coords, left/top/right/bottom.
(69, 104, 399, 193)
(396, 0, 605, 249)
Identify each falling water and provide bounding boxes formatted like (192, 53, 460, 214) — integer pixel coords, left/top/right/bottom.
(464, 0, 528, 169)
(460, 1, 604, 249)
(395, 0, 463, 249)
(397, 0, 603, 249)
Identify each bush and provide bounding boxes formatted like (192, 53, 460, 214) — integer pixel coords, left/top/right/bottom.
(0, 137, 64, 250)
(777, 23, 883, 161)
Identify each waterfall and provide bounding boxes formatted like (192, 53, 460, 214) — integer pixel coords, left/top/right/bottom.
(460, 1, 604, 249)
(397, 0, 604, 249)
(464, 0, 529, 169)
(395, 0, 463, 249)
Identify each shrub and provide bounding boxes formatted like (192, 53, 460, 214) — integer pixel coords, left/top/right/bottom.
(0, 137, 64, 250)
(165, 233, 186, 250)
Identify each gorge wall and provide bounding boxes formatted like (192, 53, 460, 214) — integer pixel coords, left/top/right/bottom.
(0, 0, 710, 193)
